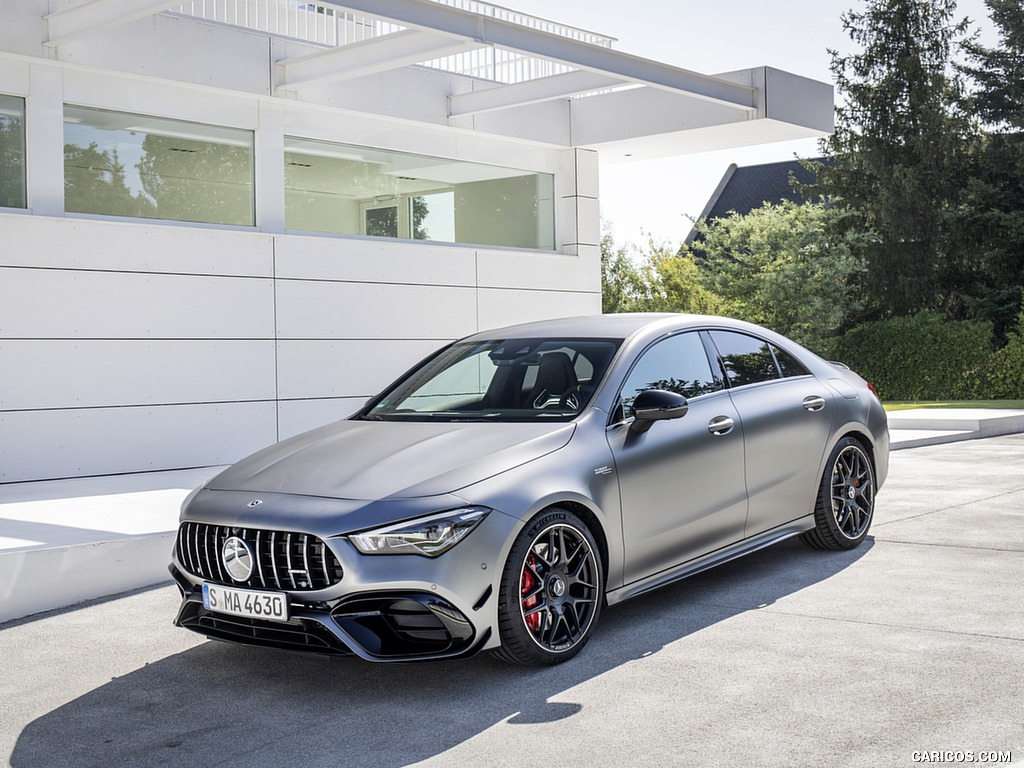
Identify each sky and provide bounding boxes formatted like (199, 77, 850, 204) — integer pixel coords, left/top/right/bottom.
(503, 0, 1000, 249)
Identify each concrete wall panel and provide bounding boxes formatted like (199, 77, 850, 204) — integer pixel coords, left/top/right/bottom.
(0, 54, 30, 93)
(0, 339, 276, 410)
(275, 279, 477, 340)
(276, 339, 442, 400)
(0, 267, 275, 339)
(60, 50, 263, 128)
(476, 288, 600, 331)
(477, 250, 599, 293)
(277, 397, 365, 440)
(0, 401, 277, 482)
(59, 15, 272, 97)
(0, 214, 274, 277)
(274, 234, 475, 286)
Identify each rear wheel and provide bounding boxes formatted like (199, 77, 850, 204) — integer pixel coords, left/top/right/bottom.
(495, 508, 602, 666)
(802, 437, 876, 550)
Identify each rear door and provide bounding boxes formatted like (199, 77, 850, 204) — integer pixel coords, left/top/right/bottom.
(706, 330, 835, 537)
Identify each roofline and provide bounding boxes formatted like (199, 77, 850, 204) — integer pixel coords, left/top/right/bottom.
(460, 313, 723, 341)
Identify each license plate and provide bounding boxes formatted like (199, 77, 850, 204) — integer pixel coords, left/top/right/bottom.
(202, 583, 290, 622)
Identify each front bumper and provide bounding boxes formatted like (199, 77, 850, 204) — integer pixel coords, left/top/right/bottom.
(171, 564, 491, 661)
(169, 491, 520, 661)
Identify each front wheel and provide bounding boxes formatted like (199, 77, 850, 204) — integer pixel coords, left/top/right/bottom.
(802, 437, 876, 551)
(495, 508, 603, 666)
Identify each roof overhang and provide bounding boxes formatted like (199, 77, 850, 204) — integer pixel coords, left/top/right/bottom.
(318, 0, 757, 110)
(43, 0, 833, 158)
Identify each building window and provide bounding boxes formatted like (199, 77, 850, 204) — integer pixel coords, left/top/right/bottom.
(284, 137, 554, 249)
(0, 94, 26, 209)
(63, 106, 254, 226)
(362, 202, 399, 238)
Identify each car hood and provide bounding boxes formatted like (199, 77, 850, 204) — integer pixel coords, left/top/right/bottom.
(206, 419, 576, 501)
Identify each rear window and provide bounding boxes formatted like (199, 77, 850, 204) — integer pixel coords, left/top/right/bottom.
(708, 331, 780, 387)
(772, 345, 810, 377)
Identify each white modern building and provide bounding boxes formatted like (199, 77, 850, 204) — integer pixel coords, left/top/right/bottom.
(0, 0, 833, 483)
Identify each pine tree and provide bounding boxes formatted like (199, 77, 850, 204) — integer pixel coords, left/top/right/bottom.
(962, 0, 1024, 130)
(956, 0, 1024, 337)
(811, 0, 975, 320)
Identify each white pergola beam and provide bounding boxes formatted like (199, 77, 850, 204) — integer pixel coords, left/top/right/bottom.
(326, 0, 756, 110)
(449, 70, 626, 117)
(45, 0, 179, 47)
(279, 29, 482, 90)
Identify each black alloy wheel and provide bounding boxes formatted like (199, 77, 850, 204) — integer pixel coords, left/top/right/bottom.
(803, 436, 876, 551)
(496, 508, 602, 666)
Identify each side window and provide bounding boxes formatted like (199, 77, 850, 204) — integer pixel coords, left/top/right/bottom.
(620, 332, 721, 414)
(709, 331, 780, 387)
(772, 345, 810, 377)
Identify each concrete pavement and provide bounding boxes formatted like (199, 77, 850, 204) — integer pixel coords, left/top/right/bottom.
(0, 408, 1022, 624)
(0, 434, 1020, 767)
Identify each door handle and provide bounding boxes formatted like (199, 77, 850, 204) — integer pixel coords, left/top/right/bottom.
(803, 395, 826, 412)
(708, 415, 735, 435)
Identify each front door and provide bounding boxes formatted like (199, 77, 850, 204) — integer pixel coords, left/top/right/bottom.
(607, 332, 748, 585)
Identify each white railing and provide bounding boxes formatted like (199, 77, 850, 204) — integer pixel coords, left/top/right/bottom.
(173, 0, 614, 83)
(173, 1, 387, 46)
(434, 0, 613, 46)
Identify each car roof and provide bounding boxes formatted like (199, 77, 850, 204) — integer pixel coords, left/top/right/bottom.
(460, 313, 734, 342)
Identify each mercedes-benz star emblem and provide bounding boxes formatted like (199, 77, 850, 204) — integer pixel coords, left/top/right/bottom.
(222, 536, 255, 582)
(550, 576, 566, 598)
(246, 499, 263, 508)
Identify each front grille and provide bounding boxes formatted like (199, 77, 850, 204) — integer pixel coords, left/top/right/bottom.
(176, 522, 343, 591)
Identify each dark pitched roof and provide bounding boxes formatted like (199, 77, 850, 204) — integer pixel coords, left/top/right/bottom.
(685, 158, 825, 244)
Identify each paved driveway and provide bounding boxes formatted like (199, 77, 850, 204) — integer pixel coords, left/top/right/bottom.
(2, 436, 1022, 768)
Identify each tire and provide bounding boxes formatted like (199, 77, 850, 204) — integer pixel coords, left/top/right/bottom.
(495, 508, 603, 666)
(802, 437, 876, 551)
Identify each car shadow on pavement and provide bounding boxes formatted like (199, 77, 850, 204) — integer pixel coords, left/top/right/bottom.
(10, 537, 872, 768)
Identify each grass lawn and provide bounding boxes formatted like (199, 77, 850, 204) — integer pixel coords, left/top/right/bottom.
(883, 400, 1024, 412)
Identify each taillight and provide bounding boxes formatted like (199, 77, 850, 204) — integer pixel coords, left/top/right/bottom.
(867, 381, 879, 398)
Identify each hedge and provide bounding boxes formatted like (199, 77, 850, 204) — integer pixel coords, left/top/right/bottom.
(829, 312, 995, 401)
(961, 315, 1024, 400)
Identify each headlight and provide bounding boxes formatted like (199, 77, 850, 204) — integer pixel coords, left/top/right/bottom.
(348, 507, 490, 557)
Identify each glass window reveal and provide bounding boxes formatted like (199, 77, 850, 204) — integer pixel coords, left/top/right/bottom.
(0, 94, 26, 209)
(63, 106, 254, 226)
(285, 137, 554, 250)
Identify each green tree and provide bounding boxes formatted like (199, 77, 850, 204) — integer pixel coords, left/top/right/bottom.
(961, 0, 1024, 130)
(693, 201, 867, 350)
(955, 0, 1024, 337)
(601, 232, 721, 315)
(809, 0, 975, 320)
(601, 232, 649, 313)
(646, 243, 723, 315)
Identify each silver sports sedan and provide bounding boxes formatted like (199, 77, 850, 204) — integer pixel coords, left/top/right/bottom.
(171, 314, 888, 666)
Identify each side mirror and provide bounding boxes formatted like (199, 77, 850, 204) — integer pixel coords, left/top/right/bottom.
(629, 389, 689, 433)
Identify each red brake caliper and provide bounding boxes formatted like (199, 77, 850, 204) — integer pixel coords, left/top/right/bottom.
(521, 554, 541, 632)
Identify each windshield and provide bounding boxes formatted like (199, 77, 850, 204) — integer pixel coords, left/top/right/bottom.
(361, 338, 621, 422)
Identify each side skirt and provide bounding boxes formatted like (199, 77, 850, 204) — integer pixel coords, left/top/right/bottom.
(605, 515, 815, 607)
